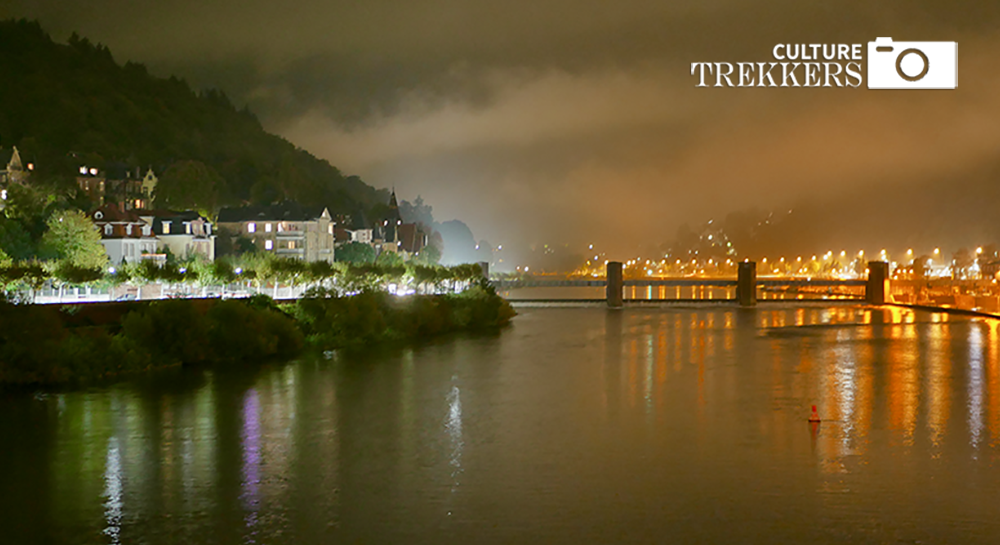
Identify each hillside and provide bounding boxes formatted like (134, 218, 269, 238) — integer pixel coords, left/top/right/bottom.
(0, 19, 384, 215)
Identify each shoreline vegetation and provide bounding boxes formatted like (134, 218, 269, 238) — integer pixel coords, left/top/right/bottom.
(0, 262, 516, 387)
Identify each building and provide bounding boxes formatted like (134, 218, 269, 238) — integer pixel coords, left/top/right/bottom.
(141, 210, 215, 262)
(982, 259, 1000, 280)
(397, 222, 429, 255)
(90, 204, 161, 265)
(0, 146, 33, 207)
(77, 165, 157, 210)
(0, 146, 31, 185)
(371, 189, 429, 258)
(334, 226, 374, 245)
(76, 166, 105, 205)
(216, 202, 335, 262)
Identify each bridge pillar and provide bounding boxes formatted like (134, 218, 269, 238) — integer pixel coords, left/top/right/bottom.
(866, 261, 890, 305)
(737, 261, 757, 307)
(606, 261, 623, 308)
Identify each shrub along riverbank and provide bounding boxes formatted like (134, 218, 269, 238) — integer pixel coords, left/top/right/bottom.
(0, 281, 515, 387)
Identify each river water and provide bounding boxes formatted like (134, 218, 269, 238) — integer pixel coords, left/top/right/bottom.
(3, 304, 1000, 543)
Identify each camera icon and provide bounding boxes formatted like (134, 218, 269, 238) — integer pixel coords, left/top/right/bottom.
(867, 38, 957, 89)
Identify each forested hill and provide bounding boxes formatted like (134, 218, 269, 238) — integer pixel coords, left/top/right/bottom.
(0, 19, 384, 214)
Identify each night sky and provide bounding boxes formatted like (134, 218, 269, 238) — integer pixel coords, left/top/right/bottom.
(3, 0, 999, 255)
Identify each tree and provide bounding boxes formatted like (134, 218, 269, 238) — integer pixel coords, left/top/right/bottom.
(375, 250, 404, 267)
(335, 242, 376, 264)
(0, 216, 35, 260)
(156, 160, 222, 215)
(400, 195, 434, 227)
(414, 243, 441, 265)
(39, 210, 108, 269)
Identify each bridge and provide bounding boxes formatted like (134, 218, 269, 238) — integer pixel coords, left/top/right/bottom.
(491, 260, 887, 308)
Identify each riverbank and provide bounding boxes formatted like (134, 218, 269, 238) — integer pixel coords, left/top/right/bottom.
(0, 286, 515, 387)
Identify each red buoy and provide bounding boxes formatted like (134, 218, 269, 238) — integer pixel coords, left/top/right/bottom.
(808, 405, 821, 423)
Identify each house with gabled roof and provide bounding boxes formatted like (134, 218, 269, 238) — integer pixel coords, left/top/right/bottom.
(140, 210, 215, 262)
(216, 201, 335, 262)
(90, 204, 161, 265)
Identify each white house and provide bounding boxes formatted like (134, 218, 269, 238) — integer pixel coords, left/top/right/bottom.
(141, 211, 215, 261)
(90, 205, 160, 265)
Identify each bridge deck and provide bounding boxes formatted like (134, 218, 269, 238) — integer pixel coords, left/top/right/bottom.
(493, 278, 866, 288)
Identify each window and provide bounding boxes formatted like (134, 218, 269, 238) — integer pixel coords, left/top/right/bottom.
(206, 224, 211, 235)
(248, 222, 256, 233)
(288, 241, 296, 249)
(265, 223, 272, 232)
(185, 222, 192, 234)
(162, 221, 171, 235)
(265, 240, 273, 250)
(126, 224, 133, 236)
(104, 224, 112, 236)
(328, 224, 333, 235)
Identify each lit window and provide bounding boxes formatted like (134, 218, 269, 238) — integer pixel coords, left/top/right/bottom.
(328, 225, 333, 235)
(288, 241, 296, 249)
(162, 221, 171, 235)
(265, 240, 273, 250)
(248, 222, 256, 233)
(265, 223, 272, 232)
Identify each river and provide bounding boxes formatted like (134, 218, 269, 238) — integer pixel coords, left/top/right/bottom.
(2, 303, 1000, 543)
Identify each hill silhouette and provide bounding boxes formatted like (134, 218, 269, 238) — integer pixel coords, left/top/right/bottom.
(0, 18, 384, 215)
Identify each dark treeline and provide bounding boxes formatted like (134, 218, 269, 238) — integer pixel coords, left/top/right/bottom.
(0, 18, 383, 215)
(0, 284, 515, 387)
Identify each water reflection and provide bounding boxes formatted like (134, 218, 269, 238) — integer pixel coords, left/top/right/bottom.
(446, 383, 463, 497)
(102, 436, 122, 544)
(7, 305, 1000, 544)
(241, 389, 261, 541)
